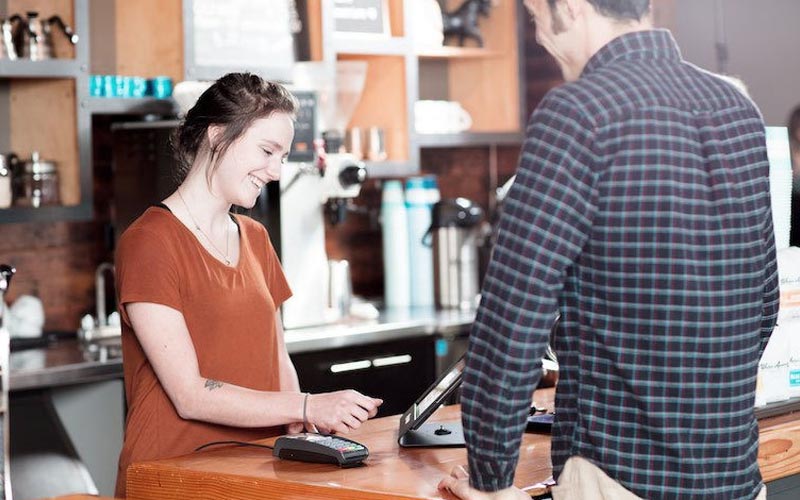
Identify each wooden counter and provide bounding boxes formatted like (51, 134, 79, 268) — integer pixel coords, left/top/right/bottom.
(758, 410, 800, 483)
(126, 391, 557, 500)
(125, 389, 800, 500)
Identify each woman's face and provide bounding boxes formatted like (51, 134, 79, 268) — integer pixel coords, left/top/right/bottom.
(211, 112, 295, 208)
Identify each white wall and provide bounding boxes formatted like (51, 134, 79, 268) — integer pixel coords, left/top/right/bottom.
(671, 0, 800, 127)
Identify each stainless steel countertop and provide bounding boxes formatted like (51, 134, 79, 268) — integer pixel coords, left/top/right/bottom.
(9, 307, 475, 391)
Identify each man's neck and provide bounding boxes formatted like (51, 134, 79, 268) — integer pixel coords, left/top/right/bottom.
(567, 18, 653, 80)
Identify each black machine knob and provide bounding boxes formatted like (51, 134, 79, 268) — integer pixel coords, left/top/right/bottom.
(338, 164, 367, 189)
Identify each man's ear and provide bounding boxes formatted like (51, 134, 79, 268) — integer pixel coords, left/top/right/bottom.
(561, 0, 586, 23)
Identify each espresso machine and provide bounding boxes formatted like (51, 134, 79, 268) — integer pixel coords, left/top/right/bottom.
(279, 149, 367, 329)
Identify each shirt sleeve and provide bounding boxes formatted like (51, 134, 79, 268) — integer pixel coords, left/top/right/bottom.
(261, 227, 293, 308)
(462, 90, 599, 492)
(759, 197, 779, 356)
(115, 227, 182, 327)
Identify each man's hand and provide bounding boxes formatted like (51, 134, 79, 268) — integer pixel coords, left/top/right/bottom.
(438, 466, 531, 499)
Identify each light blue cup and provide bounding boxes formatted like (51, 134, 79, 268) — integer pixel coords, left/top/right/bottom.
(131, 77, 147, 98)
(89, 75, 104, 97)
(150, 76, 173, 98)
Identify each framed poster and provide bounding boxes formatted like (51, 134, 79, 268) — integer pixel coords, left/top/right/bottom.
(333, 0, 390, 37)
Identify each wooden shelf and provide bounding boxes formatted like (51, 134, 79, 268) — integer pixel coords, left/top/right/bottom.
(414, 132, 524, 148)
(84, 97, 175, 116)
(416, 46, 503, 59)
(0, 59, 83, 79)
(332, 37, 410, 56)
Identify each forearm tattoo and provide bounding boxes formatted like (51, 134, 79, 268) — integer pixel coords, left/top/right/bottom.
(205, 379, 224, 391)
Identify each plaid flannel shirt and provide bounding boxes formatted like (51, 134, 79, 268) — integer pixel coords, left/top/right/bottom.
(462, 29, 779, 499)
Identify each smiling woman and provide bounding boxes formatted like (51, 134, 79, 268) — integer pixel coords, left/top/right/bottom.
(112, 73, 383, 498)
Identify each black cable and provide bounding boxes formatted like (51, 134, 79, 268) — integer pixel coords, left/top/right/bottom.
(194, 440, 274, 452)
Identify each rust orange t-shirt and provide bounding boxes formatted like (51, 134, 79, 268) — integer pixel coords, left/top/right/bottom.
(113, 206, 292, 497)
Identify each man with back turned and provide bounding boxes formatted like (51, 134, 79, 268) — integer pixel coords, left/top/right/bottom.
(439, 1, 779, 499)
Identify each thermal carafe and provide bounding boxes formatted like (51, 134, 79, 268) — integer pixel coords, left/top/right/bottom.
(429, 198, 483, 309)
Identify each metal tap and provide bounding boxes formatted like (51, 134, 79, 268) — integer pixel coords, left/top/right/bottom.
(95, 262, 115, 328)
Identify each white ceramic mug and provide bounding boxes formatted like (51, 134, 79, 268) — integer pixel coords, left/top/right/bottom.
(415, 100, 473, 134)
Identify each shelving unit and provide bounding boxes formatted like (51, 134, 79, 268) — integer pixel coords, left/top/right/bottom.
(0, 0, 91, 224)
(308, 0, 526, 175)
(0, 0, 182, 225)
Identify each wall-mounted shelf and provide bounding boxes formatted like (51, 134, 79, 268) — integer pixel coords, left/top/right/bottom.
(309, 0, 526, 178)
(416, 47, 503, 60)
(0, 59, 84, 79)
(0, 0, 92, 225)
(84, 97, 175, 115)
(333, 37, 410, 56)
(415, 132, 524, 148)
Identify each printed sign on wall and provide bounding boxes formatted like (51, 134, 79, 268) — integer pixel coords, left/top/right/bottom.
(333, 0, 389, 37)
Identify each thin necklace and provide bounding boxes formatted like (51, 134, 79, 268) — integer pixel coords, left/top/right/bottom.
(177, 188, 231, 266)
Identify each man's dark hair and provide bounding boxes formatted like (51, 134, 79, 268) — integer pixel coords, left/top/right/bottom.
(548, 0, 651, 22)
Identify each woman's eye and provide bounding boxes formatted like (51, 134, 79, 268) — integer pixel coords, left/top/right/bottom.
(281, 155, 289, 164)
(263, 149, 273, 157)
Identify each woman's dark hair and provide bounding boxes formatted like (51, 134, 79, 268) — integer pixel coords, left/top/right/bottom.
(548, 0, 650, 22)
(789, 105, 800, 145)
(172, 72, 298, 183)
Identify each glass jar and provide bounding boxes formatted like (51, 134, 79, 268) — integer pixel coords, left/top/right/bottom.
(12, 152, 60, 208)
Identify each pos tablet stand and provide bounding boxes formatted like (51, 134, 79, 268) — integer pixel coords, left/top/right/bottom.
(397, 356, 466, 448)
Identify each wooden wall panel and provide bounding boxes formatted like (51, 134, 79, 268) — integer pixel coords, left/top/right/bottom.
(339, 55, 408, 162)
(306, 0, 324, 61)
(447, 0, 520, 132)
(115, 0, 183, 80)
(9, 79, 80, 205)
(387, 0, 404, 37)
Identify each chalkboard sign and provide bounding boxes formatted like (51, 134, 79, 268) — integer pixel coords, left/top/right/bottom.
(333, 0, 389, 37)
(187, 0, 295, 81)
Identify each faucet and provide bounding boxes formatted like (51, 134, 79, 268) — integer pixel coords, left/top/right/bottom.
(95, 262, 115, 329)
(0, 264, 15, 327)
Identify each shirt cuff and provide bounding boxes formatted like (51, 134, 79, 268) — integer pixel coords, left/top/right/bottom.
(467, 453, 516, 492)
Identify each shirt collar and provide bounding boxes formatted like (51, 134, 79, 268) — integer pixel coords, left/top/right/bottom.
(582, 29, 682, 77)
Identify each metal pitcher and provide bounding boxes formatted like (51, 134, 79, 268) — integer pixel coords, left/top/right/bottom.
(13, 12, 78, 60)
(0, 15, 22, 60)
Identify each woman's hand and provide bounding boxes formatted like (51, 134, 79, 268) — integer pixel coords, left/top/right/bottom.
(285, 422, 305, 434)
(306, 390, 382, 434)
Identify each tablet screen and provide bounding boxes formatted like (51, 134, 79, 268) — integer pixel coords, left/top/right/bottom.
(399, 356, 465, 436)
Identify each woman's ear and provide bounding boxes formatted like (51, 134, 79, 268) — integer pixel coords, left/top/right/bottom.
(206, 125, 224, 151)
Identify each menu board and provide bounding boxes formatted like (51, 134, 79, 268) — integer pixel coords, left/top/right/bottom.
(191, 0, 295, 78)
(333, 0, 389, 36)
